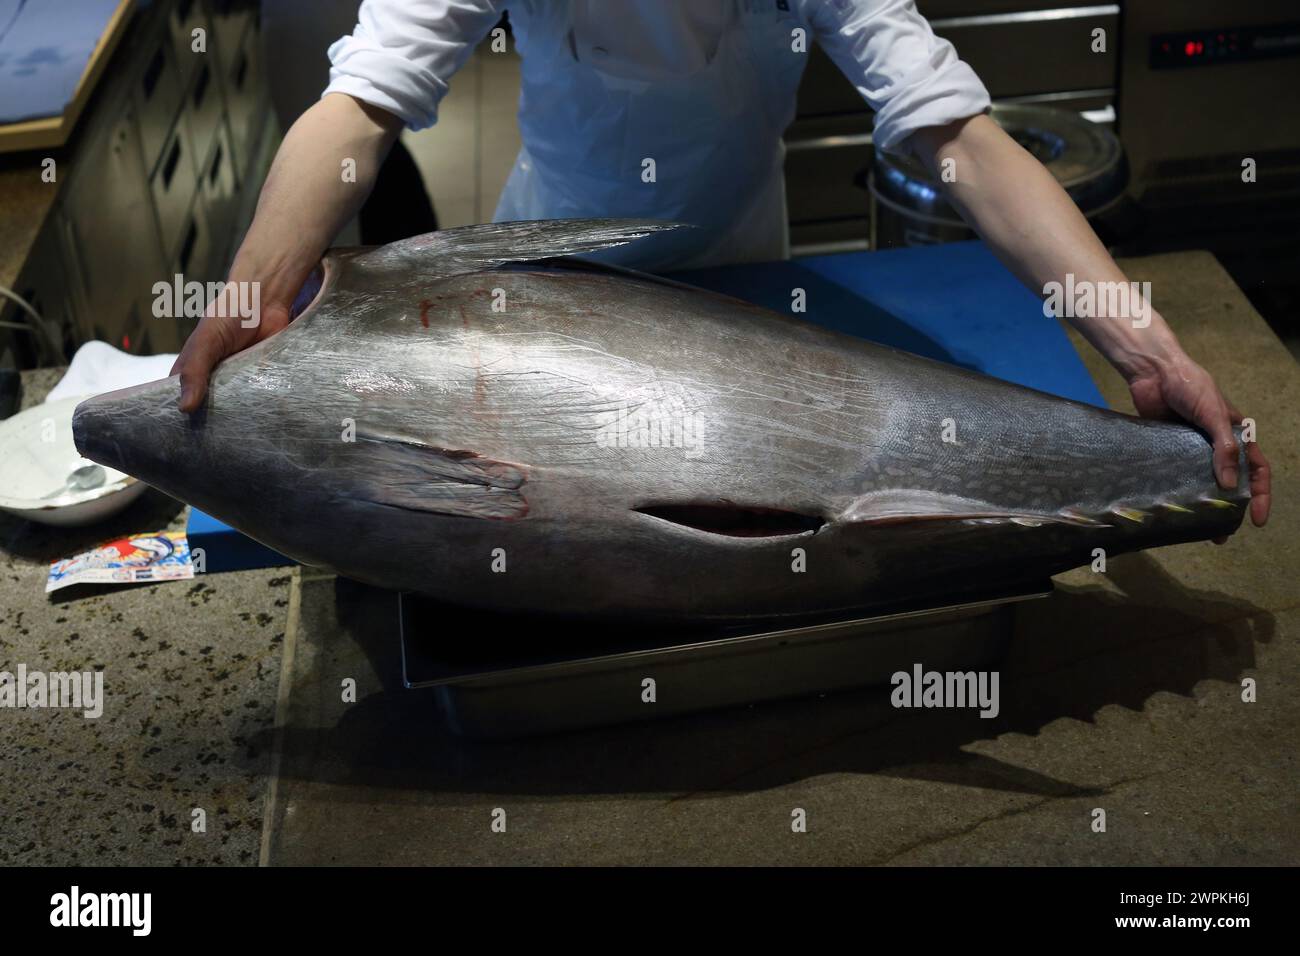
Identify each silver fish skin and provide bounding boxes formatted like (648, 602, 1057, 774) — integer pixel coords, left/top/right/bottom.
(73, 219, 1249, 622)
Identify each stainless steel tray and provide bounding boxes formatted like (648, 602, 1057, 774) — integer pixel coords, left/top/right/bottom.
(399, 586, 1052, 739)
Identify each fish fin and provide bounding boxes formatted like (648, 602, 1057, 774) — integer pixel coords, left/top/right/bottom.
(1199, 496, 1239, 510)
(353, 219, 690, 277)
(840, 490, 1105, 528)
(344, 430, 528, 519)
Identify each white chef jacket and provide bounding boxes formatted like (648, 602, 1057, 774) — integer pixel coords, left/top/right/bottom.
(322, 0, 990, 267)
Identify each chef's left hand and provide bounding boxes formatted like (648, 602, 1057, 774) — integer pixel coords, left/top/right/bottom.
(1126, 350, 1271, 530)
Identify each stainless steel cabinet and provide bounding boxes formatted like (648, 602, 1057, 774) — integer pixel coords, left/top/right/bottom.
(150, 114, 201, 269)
(187, 58, 225, 179)
(786, 1, 1121, 252)
(218, 9, 267, 184)
(199, 122, 239, 277)
(132, 23, 186, 179)
(925, 4, 1118, 100)
(10, 0, 276, 362)
(62, 104, 169, 351)
(169, 0, 210, 85)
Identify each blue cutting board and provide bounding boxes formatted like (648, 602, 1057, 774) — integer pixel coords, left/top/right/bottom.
(188, 240, 1106, 570)
(673, 240, 1106, 407)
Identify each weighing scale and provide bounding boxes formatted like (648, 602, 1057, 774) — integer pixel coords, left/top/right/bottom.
(399, 583, 1053, 738)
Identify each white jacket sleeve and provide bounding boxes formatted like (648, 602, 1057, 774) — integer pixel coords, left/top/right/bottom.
(324, 0, 507, 130)
(805, 0, 991, 154)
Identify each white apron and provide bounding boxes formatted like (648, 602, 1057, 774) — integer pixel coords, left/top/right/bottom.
(494, 0, 809, 270)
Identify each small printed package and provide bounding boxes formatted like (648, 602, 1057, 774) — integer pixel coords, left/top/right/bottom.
(46, 531, 195, 593)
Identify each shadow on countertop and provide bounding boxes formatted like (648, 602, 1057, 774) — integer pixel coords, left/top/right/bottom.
(246, 552, 1273, 802)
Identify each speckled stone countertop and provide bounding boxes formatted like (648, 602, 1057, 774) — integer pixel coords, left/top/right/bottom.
(0, 368, 290, 865)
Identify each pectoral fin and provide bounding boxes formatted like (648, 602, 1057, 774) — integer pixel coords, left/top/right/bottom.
(344, 430, 528, 519)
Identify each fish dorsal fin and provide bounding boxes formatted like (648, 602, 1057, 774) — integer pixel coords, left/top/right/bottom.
(352, 218, 690, 278)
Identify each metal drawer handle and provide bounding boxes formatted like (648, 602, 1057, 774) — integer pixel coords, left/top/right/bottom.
(193, 62, 211, 108)
(179, 221, 199, 273)
(209, 142, 224, 186)
(161, 137, 182, 189)
(142, 47, 164, 100)
(930, 5, 1119, 31)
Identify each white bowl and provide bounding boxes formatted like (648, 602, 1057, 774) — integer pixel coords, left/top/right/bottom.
(0, 396, 149, 526)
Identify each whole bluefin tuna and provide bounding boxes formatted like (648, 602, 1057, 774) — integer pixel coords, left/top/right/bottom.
(73, 220, 1247, 621)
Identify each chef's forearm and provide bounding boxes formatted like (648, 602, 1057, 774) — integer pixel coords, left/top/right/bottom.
(230, 93, 404, 304)
(909, 114, 1184, 383)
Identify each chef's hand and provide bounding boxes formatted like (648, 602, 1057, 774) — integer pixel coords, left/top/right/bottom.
(1126, 350, 1271, 530)
(171, 260, 309, 412)
(908, 116, 1272, 533)
(171, 93, 402, 411)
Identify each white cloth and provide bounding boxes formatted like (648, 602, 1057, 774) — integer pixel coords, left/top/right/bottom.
(324, 0, 990, 267)
(46, 342, 177, 404)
